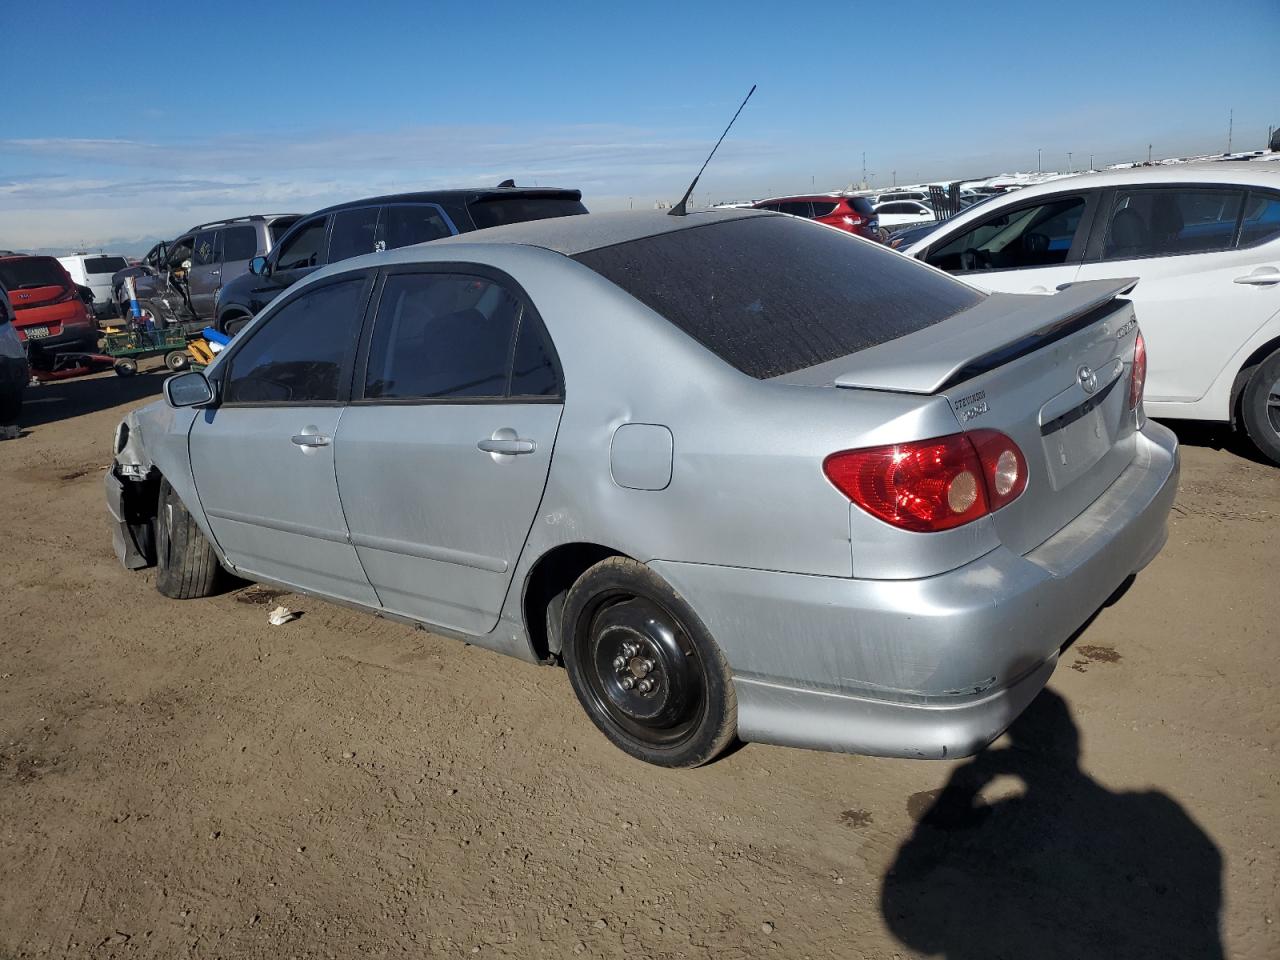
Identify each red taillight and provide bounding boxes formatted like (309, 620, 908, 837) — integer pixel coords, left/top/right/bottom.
(824, 430, 1027, 533)
(1129, 331, 1146, 412)
(842, 215, 865, 226)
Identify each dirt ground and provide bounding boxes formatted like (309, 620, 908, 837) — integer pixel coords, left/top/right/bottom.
(1, 365, 1277, 960)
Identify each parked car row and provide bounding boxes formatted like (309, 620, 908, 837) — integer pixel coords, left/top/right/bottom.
(0, 254, 99, 357)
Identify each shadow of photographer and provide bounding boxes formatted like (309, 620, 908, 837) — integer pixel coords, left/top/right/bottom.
(881, 689, 1224, 959)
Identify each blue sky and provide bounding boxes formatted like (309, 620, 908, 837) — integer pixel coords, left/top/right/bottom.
(1, 0, 1277, 250)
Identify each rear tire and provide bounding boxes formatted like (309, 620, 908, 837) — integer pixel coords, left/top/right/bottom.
(164, 350, 190, 372)
(113, 358, 138, 377)
(1240, 348, 1280, 466)
(562, 557, 737, 767)
(155, 478, 223, 599)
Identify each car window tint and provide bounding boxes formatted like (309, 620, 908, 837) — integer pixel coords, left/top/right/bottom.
(811, 201, 838, 218)
(1104, 188, 1244, 259)
(1237, 191, 1280, 248)
(168, 238, 194, 267)
(221, 225, 257, 262)
(574, 216, 983, 380)
(274, 217, 327, 271)
(780, 201, 813, 217)
(927, 197, 1085, 272)
(364, 273, 520, 400)
(328, 207, 381, 262)
(192, 231, 217, 267)
(509, 315, 560, 397)
(268, 217, 300, 244)
(225, 277, 365, 404)
(85, 256, 127, 274)
(0, 257, 68, 290)
(376, 205, 453, 251)
(468, 196, 587, 230)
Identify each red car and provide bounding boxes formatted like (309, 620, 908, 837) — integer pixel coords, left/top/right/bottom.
(749, 194, 882, 241)
(0, 255, 97, 355)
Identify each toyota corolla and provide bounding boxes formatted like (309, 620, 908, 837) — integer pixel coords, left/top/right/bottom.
(106, 209, 1178, 767)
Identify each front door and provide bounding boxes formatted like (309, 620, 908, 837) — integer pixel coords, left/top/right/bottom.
(185, 229, 221, 319)
(334, 269, 563, 635)
(921, 192, 1097, 295)
(190, 272, 378, 605)
(247, 215, 332, 315)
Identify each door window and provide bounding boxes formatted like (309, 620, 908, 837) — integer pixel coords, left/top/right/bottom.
(376, 205, 453, 251)
(1238, 191, 1280, 248)
(224, 276, 367, 404)
(509, 314, 560, 397)
(926, 196, 1086, 272)
(779, 201, 813, 217)
(811, 201, 838, 218)
(167, 237, 194, 267)
(273, 217, 328, 272)
(328, 206, 381, 263)
(220, 225, 257, 262)
(1102, 188, 1245, 260)
(363, 273, 531, 401)
(192, 231, 217, 267)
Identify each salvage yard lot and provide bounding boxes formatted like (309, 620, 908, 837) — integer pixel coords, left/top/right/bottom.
(2, 367, 1278, 959)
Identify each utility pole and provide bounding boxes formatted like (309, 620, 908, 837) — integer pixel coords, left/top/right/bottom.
(1089, 153, 1094, 171)
(1227, 107, 1233, 153)
(892, 170, 896, 187)
(1148, 144, 1153, 164)
(1067, 151, 1073, 172)
(861, 152, 867, 188)
(1037, 148, 1041, 172)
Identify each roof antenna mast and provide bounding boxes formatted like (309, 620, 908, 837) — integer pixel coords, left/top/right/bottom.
(669, 84, 756, 216)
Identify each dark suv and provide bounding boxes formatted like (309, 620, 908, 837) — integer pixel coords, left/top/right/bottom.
(137, 214, 301, 329)
(213, 186, 587, 335)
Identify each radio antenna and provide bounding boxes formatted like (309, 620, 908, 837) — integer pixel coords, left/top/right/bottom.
(669, 84, 756, 216)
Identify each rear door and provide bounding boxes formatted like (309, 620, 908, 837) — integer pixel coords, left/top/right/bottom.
(190, 271, 379, 604)
(334, 267, 563, 635)
(186, 230, 220, 318)
(326, 205, 381, 265)
(921, 191, 1098, 294)
(1073, 184, 1280, 404)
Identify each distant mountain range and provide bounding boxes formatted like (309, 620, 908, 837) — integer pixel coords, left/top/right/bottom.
(2, 237, 164, 259)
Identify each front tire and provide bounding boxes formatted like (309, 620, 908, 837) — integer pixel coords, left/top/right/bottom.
(155, 478, 224, 599)
(1240, 348, 1280, 466)
(562, 557, 737, 767)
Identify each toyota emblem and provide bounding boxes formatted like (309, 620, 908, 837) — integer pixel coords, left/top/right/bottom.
(1077, 365, 1098, 394)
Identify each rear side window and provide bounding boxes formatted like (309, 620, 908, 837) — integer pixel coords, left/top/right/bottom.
(1238, 191, 1280, 248)
(927, 197, 1086, 272)
(1103, 187, 1244, 259)
(85, 256, 127, 274)
(328, 206, 380, 262)
(574, 216, 983, 380)
(468, 195, 587, 230)
(0, 258, 69, 290)
(779, 201, 813, 217)
(225, 277, 367, 404)
(364, 273, 522, 400)
(220, 226, 257, 262)
(377, 205, 453, 250)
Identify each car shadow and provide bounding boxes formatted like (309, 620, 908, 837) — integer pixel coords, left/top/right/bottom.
(880, 689, 1224, 959)
(1160, 417, 1272, 467)
(17, 369, 167, 430)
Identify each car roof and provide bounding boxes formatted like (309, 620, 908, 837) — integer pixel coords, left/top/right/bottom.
(976, 161, 1280, 201)
(429, 207, 770, 256)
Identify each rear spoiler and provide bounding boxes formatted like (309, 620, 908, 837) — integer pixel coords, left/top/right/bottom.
(829, 277, 1139, 395)
(471, 188, 583, 203)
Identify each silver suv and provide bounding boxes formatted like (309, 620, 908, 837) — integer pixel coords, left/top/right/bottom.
(135, 214, 300, 329)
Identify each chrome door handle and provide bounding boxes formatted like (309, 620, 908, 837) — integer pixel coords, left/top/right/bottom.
(291, 433, 331, 447)
(1234, 272, 1280, 286)
(477, 438, 535, 455)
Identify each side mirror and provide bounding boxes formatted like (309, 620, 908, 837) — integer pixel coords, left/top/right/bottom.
(249, 255, 270, 277)
(164, 371, 216, 409)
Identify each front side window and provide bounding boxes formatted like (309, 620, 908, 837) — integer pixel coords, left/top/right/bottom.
(1239, 191, 1280, 248)
(274, 217, 328, 272)
(575, 216, 983, 380)
(328, 207, 381, 263)
(376, 205, 453, 251)
(1103, 188, 1245, 260)
(167, 237, 194, 267)
(224, 277, 367, 404)
(363, 273, 531, 401)
(220, 225, 257, 262)
(927, 196, 1086, 272)
(192, 231, 217, 267)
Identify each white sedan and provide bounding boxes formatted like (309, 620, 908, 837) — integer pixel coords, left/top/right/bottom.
(903, 161, 1280, 464)
(873, 200, 937, 231)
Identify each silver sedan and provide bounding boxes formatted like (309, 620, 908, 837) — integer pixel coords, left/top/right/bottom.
(106, 209, 1178, 767)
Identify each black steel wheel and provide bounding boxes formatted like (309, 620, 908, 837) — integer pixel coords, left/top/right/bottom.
(1240, 347, 1280, 466)
(562, 557, 736, 767)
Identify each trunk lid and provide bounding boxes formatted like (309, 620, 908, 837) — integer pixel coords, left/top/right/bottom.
(833, 278, 1142, 555)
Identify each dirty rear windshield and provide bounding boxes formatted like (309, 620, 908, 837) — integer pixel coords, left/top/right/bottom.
(0, 257, 69, 291)
(85, 256, 127, 274)
(572, 216, 984, 379)
(469, 195, 588, 230)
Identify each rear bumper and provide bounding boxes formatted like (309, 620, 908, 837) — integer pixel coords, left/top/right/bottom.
(651, 420, 1179, 759)
(22, 321, 98, 354)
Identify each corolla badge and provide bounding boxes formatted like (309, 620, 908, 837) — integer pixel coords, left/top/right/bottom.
(1077, 364, 1098, 394)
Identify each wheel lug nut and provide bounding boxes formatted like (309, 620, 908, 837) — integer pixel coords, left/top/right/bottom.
(621, 676, 635, 690)
(637, 678, 653, 694)
(612, 656, 627, 671)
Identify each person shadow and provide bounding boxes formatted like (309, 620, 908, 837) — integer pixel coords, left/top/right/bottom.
(880, 689, 1224, 959)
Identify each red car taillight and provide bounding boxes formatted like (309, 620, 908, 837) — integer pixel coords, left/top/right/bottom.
(1129, 331, 1146, 411)
(824, 430, 1027, 533)
(842, 215, 865, 226)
